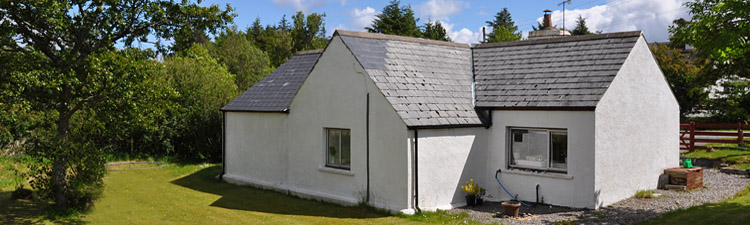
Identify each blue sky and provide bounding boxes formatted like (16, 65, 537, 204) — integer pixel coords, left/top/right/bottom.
(200, 0, 693, 44)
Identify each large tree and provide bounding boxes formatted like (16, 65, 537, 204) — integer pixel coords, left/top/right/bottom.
(291, 11, 327, 52)
(486, 8, 521, 42)
(650, 43, 712, 121)
(366, 0, 421, 38)
(421, 20, 451, 41)
(0, 0, 233, 209)
(208, 29, 272, 91)
(671, 0, 749, 78)
(571, 15, 592, 35)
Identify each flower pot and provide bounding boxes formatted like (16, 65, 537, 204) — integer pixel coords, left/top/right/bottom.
(465, 195, 476, 207)
(501, 201, 521, 217)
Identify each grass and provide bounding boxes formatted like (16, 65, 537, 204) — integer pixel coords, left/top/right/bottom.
(643, 185, 750, 225)
(634, 190, 656, 199)
(681, 143, 750, 169)
(1, 159, 488, 224)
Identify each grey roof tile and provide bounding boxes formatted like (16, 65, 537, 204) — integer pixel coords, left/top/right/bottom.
(340, 32, 483, 128)
(473, 31, 641, 108)
(222, 50, 322, 112)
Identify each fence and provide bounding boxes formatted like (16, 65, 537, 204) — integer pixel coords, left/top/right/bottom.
(680, 122, 750, 152)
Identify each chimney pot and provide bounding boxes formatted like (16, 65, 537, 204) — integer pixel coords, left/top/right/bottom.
(543, 10, 552, 29)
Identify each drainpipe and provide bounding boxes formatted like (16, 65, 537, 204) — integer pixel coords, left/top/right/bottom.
(220, 111, 226, 179)
(366, 93, 371, 202)
(413, 129, 421, 213)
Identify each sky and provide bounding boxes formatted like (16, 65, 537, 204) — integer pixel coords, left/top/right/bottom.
(200, 0, 694, 44)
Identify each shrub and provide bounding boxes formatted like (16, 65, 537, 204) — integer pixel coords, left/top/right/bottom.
(635, 190, 655, 199)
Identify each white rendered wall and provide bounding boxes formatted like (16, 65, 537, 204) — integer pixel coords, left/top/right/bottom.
(413, 127, 488, 211)
(224, 36, 411, 213)
(594, 36, 680, 207)
(486, 110, 597, 208)
(224, 112, 287, 187)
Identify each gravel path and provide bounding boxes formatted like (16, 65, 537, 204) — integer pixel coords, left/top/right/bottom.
(451, 169, 750, 225)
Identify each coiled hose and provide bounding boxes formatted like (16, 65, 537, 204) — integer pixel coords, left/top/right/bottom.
(495, 169, 531, 208)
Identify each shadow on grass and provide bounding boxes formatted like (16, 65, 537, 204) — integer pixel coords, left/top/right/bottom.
(0, 191, 84, 225)
(644, 202, 750, 225)
(170, 166, 388, 219)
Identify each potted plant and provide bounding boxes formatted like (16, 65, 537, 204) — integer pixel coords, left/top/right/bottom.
(461, 179, 479, 207)
(502, 200, 521, 217)
(476, 187, 486, 205)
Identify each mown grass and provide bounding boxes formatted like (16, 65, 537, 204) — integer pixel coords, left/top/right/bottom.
(643, 185, 750, 225)
(1, 159, 489, 224)
(682, 143, 750, 169)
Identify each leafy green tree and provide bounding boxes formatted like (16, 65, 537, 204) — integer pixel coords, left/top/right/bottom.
(671, 0, 750, 78)
(650, 43, 712, 121)
(486, 8, 521, 42)
(0, 0, 233, 210)
(421, 20, 451, 41)
(571, 15, 592, 35)
(366, 0, 421, 38)
(161, 44, 237, 160)
(208, 29, 272, 91)
(292, 11, 327, 52)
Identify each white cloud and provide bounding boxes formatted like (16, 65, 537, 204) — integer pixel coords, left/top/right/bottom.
(437, 20, 482, 44)
(535, 0, 691, 41)
(417, 0, 469, 21)
(349, 7, 378, 31)
(271, 0, 325, 13)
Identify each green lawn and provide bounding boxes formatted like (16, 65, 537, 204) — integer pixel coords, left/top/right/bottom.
(1, 161, 485, 224)
(682, 143, 750, 169)
(643, 185, 750, 225)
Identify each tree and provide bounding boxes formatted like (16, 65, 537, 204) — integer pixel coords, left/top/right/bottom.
(209, 29, 272, 91)
(0, 0, 234, 209)
(161, 44, 237, 160)
(571, 15, 592, 35)
(421, 20, 451, 41)
(366, 0, 421, 38)
(671, 0, 750, 78)
(485, 8, 521, 42)
(291, 11, 327, 52)
(650, 43, 712, 121)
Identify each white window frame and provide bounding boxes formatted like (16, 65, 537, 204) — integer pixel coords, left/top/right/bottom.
(325, 128, 351, 170)
(507, 127, 568, 173)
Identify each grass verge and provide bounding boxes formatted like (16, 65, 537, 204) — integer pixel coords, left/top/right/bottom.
(681, 143, 750, 169)
(643, 185, 750, 225)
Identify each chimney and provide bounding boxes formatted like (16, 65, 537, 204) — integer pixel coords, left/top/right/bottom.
(528, 9, 571, 39)
(543, 9, 552, 29)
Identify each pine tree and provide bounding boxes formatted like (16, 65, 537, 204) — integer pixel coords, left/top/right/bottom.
(571, 15, 592, 35)
(421, 20, 451, 41)
(485, 8, 521, 42)
(366, 0, 421, 38)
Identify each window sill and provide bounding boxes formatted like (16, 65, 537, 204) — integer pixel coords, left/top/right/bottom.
(504, 168, 573, 180)
(318, 166, 354, 176)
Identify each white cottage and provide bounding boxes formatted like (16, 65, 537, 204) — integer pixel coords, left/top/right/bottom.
(220, 28, 679, 213)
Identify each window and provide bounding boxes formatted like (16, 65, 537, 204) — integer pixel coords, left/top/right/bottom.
(509, 128, 567, 172)
(326, 128, 350, 169)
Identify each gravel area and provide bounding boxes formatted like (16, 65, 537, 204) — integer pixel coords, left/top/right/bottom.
(451, 169, 750, 225)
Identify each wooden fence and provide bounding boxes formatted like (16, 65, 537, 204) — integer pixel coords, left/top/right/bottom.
(680, 122, 750, 152)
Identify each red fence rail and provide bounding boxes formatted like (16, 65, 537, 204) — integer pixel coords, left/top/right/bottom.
(680, 122, 750, 152)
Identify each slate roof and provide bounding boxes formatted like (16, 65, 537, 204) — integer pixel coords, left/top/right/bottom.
(473, 31, 642, 108)
(221, 49, 322, 112)
(337, 30, 484, 128)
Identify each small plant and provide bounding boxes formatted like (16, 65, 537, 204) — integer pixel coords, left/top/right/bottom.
(555, 219, 578, 225)
(460, 179, 479, 196)
(635, 190, 655, 199)
(597, 211, 605, 218)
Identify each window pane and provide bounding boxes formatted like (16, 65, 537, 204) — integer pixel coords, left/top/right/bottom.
(510, 129, 548, 169)
(328, 129, 340, 166)
(550, 131, 567, 170)
(341, 130, 350, 167)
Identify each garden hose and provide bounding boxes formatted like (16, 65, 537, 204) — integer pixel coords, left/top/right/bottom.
(495, 169, 531, 208)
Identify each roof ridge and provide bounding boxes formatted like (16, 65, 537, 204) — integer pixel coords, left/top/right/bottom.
(335, 29, 470, 49)
(296, 49, 324, 55)
(474, 30, 642, 49)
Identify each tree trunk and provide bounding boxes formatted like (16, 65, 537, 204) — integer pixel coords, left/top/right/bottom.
(53, 111, 71, 209)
